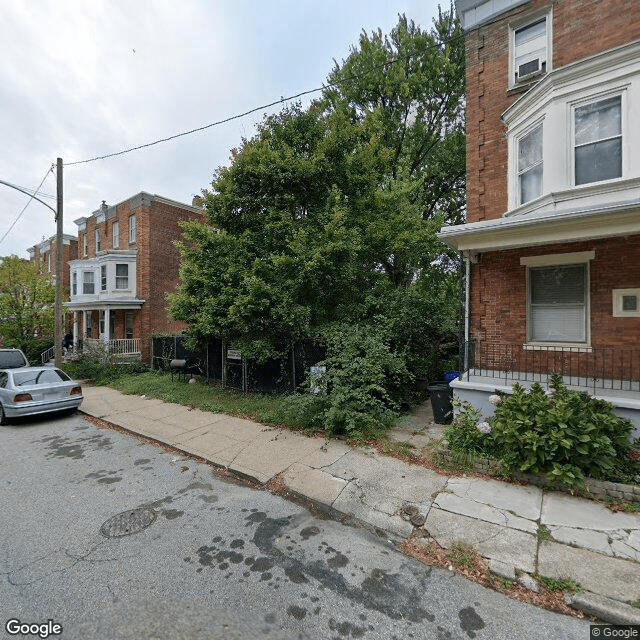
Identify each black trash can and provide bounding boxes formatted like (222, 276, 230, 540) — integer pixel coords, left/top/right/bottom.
(428, 381, 454, 425)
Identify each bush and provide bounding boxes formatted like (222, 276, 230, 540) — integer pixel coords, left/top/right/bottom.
(443, 401, 497, 459)
(491, 375, 638, 489)
(61, 346, 148, 384)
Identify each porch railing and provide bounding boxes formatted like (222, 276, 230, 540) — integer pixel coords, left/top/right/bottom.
(84, 338, 142, 357)
(461, 341, 640, 393)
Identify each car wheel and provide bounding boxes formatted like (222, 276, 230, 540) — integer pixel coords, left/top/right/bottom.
(0, 403, 6, 426)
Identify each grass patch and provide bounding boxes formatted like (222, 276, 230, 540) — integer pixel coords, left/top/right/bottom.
(632, 598, 640, 609)
(537, 575, 583, 594)
(107, 371, 298, 428)
(537, 525, 551, 541)
(603, 497, 640, 513)
(379, 439, 416, 457)
(447, 542, 479, 572)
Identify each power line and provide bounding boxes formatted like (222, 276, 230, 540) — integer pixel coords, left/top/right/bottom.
(65, 26, 462, 167)
(0, 165, 55, 248)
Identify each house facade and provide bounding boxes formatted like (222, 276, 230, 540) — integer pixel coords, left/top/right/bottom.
(66, 192, 203, 363)
(440, 0, 640, 435)
(28, 234, 79, 296)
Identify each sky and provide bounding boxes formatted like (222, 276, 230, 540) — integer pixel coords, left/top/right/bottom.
(0, 0, 447, 258)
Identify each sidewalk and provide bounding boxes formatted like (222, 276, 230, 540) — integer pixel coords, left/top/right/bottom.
(80, 385, 640, 624)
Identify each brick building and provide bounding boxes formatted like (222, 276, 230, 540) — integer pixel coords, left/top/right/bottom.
(66, 192, 203, 363)
(440, 0, 640, 434)
(28, 234, 79, 297)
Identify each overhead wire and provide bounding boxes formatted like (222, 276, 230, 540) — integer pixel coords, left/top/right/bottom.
(65, 25, 462, 167)
(0, 165, 55, 247)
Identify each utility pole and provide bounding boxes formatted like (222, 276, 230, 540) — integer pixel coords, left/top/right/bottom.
(54, 158, 63, 368)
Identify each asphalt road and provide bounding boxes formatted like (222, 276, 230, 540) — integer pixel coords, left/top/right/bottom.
(0, 411, 590, 639)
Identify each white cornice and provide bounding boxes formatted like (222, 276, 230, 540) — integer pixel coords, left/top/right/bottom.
(438, 202, 640, 252)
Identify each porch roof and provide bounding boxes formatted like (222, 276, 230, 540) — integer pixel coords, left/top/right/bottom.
(66, 298, 145, 312)
(438, 198, 640, 254)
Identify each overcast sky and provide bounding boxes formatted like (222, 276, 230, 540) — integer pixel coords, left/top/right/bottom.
(0, 0, 446, 258)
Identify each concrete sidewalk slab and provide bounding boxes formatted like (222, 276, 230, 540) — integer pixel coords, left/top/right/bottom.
(425, 508, 538, 574)
(538, 541, 640, 603)
(433, 492, 538, 534)
(443, 477, 543, 521)
(281, 463, 349, 507)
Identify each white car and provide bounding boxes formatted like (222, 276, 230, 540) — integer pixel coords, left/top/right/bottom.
(0, 349, 83, 424)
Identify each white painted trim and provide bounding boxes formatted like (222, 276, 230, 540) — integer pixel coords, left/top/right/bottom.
(613, 288, 640, 318)
(523, 343, 593, 353)
(520, 251, 595, 267)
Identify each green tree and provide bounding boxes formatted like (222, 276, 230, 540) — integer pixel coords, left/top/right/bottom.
(0, 255, 56, 353)
(170, 8, 465, 435)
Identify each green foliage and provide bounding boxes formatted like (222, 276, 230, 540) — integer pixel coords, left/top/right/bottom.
(443, 401, 497, 459)
(61, 345, 147, 385)
(632, 598, 640, 609)
(537, 525, 551, 541)
(491, 375, 637, 489)
(169, 10, 465, 422)
(447, 542, 478, 571)
(21, 336, 55, 366)
(0, 256, 56, 350)
(537, 575, 583, 594)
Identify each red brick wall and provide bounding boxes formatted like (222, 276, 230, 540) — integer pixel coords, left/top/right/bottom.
(471, 235, 640, 349)
(464, 0, 640, 223)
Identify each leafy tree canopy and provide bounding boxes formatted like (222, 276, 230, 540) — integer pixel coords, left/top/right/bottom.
(0, 255, 56, 351)
(170, 8, 464, 426)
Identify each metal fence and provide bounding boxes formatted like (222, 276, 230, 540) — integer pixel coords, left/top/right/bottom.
(462, 340, 640, 392)
(151, 336, 326, 393)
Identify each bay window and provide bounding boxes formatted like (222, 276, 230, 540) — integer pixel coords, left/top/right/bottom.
(115, 264, 129, 290)
(574, 95, 622, 185)
(518, 124, 543, 204)
(82, 271, 95, 295)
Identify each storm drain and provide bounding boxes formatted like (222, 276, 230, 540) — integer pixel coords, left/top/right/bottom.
(100, 508, 157, 538)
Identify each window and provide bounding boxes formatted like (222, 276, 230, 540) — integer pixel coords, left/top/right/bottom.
(82, 271, 95, 295)
(101, 265, 107, 291)
(99, 310, 105, 335)
(574, 95, 622, 185)
(112, 221, 120, 248)
(125, 312, 134, 340)
(512, 16, 548, 85)
(528, 264, 587, 343)
(518, 124, 543, 204)
(82, 233, 88, 257)
(72, 272, 77, 296)
(95, 229, 101, 252)
(85, 312, 92, 338)
(129, 215, 137, 243)
(115, 264, 129, 289)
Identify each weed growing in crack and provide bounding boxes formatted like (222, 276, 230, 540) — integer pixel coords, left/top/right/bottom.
(537, 575, 584, 594)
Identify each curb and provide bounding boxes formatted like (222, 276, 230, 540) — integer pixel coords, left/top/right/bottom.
(564, 592, 640, 625)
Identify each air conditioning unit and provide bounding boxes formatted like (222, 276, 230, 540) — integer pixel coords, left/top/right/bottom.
(516, 58, 546, 82)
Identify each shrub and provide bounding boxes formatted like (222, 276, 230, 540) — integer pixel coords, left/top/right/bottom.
(61, 345, 148, 384)
(443, 401, 497, 459)
(491, 374, 637, 489)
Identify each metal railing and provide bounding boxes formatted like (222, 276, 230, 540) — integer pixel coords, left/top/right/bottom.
(84, 338, 142, 357)
(41, 346, 55, 364)
(461, 341, 640, 392)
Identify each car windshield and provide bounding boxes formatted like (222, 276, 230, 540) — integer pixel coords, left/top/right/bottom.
(12, 369, 71, 386)
(0, 351, 28, 368)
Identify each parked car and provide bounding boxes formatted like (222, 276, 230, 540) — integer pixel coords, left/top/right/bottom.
(0, 356, 83, 424)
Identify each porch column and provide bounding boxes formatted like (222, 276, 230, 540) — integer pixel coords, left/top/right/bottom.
(83, 310, 89, 340)
(73, 312, 78, 350)
(103, 305, 111, 348)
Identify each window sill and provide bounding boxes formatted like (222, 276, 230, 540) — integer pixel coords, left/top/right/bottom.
(523, 343, 592, 353)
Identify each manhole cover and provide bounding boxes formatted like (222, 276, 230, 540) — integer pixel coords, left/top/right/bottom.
(100, 508, 157, 538)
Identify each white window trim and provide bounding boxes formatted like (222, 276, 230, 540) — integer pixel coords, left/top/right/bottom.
(516, 120, 544, 206)
(612, 288, 640, 318)
(112, 221, 120, 249)
(129, 215, 137, 244)
(508, 8, 553, 90)
(570, 89, 626, 188)
(521, 251, 594, 349)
